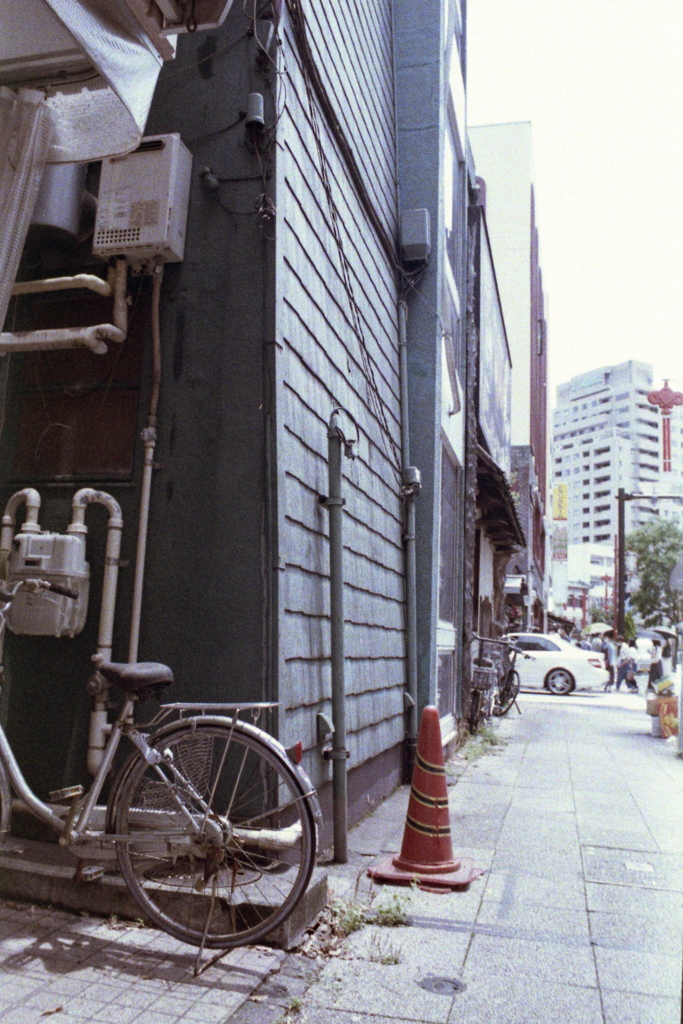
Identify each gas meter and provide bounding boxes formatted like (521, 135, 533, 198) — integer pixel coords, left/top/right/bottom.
(5, 532, 89, 637)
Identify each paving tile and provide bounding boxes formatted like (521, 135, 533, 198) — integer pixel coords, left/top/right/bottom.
(307, 960, 453, 1022)
(576, 825, 660, 850)
(344, 923, 471, 974)
(287, 1012, 401, 1024)
(602, 989, 682, 1024)
(594, 947, 682, 998)
(582, 846, 683, 891)
(446, 975, 603, 1024)
(476, 902, 591, 943)
(464, 932, 597, 988)
(183, 1000, 239, 1022)
(589, 909, 683, 956)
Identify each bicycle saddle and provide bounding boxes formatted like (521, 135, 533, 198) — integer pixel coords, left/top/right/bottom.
(91, 654, 173, 697)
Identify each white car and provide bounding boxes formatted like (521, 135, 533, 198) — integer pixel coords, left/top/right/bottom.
(507, 632, 609, 695)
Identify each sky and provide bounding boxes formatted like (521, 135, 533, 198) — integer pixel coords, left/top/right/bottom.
(466, 1, 683, 408)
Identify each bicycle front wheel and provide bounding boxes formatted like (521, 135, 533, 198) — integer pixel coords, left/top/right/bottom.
(109, 720, 317, 949)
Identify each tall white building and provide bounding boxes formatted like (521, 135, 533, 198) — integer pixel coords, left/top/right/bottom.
(552, 360, 683, 545)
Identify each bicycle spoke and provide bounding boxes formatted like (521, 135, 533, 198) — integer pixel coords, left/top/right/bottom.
(112, 721, 316, 949)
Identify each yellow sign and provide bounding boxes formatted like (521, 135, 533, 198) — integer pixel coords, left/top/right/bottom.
(552, 483, 568, 520)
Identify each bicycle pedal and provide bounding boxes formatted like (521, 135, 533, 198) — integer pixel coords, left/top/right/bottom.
(49, 785, 84, 804)
(74, 864, 105, 883)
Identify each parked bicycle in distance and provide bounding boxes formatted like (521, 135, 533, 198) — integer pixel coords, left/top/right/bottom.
(0, 577, 321, 955)
(469, 634, 531, 731)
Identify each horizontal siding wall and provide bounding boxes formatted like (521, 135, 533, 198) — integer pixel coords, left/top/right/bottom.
(276, 0, 404, 788)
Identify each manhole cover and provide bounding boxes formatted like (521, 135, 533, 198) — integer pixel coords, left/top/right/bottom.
(418, 976, 466, 995)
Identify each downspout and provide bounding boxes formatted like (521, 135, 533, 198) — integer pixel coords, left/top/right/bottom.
(128, 263, 163, 664)
(398, 300, 420, 778)
(323, 410, 351, 863)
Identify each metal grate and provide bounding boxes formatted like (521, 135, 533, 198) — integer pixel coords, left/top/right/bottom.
(418, 976, 466, 995)
(95, 226, 141, 246)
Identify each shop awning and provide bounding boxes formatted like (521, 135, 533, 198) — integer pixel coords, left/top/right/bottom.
(476, 445, 525, 552)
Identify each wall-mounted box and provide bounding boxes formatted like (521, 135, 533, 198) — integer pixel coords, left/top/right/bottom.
(400, 208, 431, 262)
(93, 133, 192, 263)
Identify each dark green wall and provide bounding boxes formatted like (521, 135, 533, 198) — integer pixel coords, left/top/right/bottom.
(1, 7, 275, 800)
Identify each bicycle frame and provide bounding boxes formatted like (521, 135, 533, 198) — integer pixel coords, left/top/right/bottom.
(0, 696, 313, 859)
(0, 695, 135, 843)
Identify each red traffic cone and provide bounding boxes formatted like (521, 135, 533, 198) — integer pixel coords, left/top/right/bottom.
(368, 706, 483, 891)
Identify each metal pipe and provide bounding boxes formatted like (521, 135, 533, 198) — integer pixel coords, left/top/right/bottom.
(1, 488, 41, 549)
(111, 258, 129, 335)
(11, 274, 112, 298)
(0, 258, 128, 356)
(325, 410, 348, 863)
(69, 489, 123, 660)
(0, 324, 124, 356)
(128, 264, 163, 663)
(68, 489, 123, 775)
(398, 301, 418, 766)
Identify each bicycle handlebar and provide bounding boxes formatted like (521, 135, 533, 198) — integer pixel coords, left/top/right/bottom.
(470, 634, 535, 659)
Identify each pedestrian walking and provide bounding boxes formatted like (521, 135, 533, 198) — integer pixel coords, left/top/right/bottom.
(602, 631, 616, 690)
(647, 639, 663, 693)
(616, 638, 639, 693)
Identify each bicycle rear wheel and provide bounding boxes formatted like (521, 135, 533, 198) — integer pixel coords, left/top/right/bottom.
(109, 720, 317, 949)
(493, 670, 520, 716)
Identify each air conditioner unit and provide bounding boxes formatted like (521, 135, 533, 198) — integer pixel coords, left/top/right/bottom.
(93, 134, 193, 263)
(0, 1, 235, 162)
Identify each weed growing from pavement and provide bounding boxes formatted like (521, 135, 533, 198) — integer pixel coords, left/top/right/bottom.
(276, 996, 303, 1023)
(367, 930, 402, 964)
(373, 889, 411, 927)
(297, 876, 413, 959)
(330, 895, 366, 936)
(461, 724, 507, 761)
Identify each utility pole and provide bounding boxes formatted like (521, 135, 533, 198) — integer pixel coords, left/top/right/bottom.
(617, 488, 626, 636)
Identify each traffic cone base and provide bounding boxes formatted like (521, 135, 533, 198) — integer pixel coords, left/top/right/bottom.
(367, 705, 484, 892)
(368, 853, 483, 892)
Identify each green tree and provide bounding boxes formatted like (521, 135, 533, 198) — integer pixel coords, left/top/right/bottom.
(623, 610, 636, 641)
(626, 519, 683, 627)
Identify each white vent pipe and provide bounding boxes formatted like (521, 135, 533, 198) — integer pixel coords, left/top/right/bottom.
(0, 488, 42, 549)
(68, 489, 123, 775)
(0, 257, 128, 356)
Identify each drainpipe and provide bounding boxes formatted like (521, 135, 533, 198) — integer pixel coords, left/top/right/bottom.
(128, 263, 163, 664)
(323, 410, 351, 863)
(398, 301, 421, 778)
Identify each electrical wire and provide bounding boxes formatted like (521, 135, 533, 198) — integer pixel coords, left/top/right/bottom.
(285, 0, 402, 474)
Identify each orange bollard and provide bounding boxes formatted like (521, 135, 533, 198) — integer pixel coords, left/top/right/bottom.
(368, 706, 483, 891)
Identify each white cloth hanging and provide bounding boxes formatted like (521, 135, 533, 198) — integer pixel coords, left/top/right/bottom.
(0, 87, 55, 332)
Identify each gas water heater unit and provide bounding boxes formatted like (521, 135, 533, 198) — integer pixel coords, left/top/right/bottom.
(93, 133, 193, 263)
(5, 533, 89, 638)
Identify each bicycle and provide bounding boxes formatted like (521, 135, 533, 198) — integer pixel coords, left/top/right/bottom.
(492, 638, 524, 717)
(0, 578, 321, 959)
(469, 634, 529, 730)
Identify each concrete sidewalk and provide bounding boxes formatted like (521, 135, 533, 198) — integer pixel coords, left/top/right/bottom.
(0, 692, 681, 1023)
(276, 691, 683, 1024)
